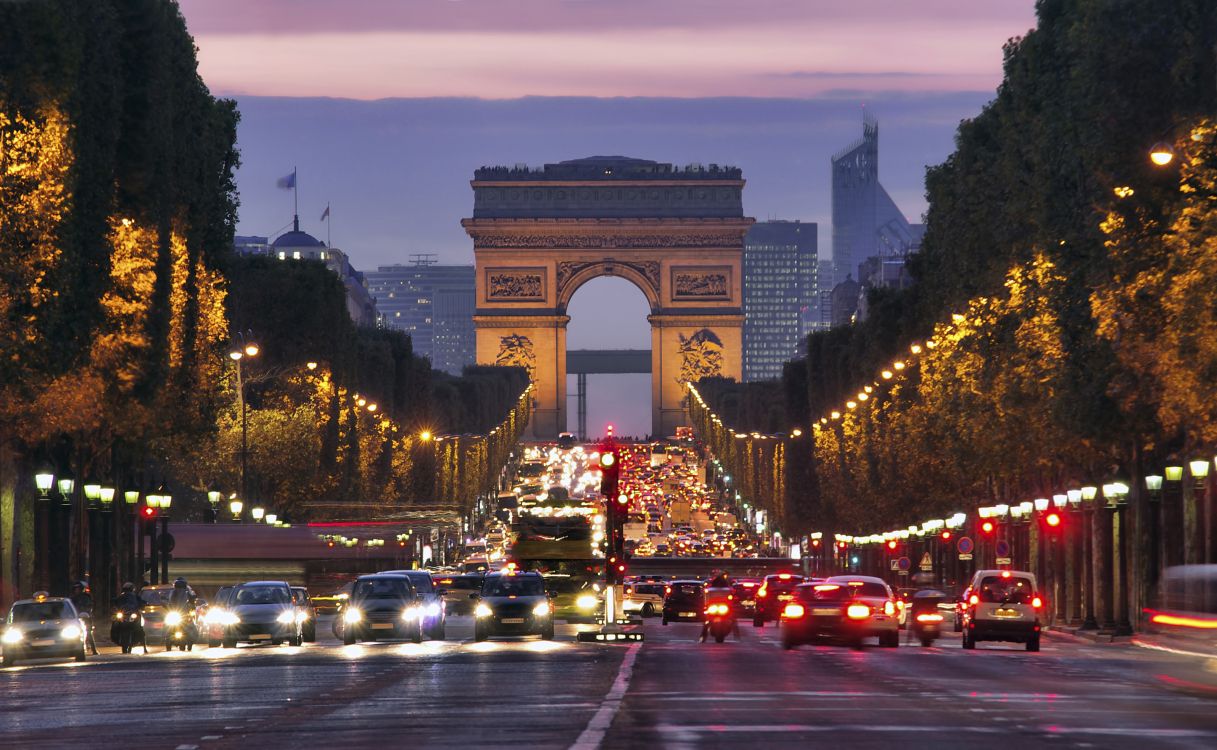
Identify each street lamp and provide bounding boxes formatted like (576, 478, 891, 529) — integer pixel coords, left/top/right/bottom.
(35, 472, 54, 498)
(84, 483, 101, 508)
(124, 490, 139, 506)
(99, 487, 115, 510)
(229, 498, 244, 521)
(57, 476, 74, 506)
(207, 490, 221, 523)
(229, 330, 260, 505)
(265, 513, 278, 525)
(1149, 141, 1175, 166)
(1189, 459, 1209, 489)
(251, 506, 265, 522)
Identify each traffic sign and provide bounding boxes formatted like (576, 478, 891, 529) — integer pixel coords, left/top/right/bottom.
(957, 536, 974, 555)
(890, 559, 900, 571)
(995, 540, 1011, 558)
(996, 557, 1012, 565)
(919, 552, 933, 572)
(959, 553, 973, 561)
(897, 556, 911, 571)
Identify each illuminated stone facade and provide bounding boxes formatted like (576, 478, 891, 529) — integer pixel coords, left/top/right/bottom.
(464, 156, 752, 438)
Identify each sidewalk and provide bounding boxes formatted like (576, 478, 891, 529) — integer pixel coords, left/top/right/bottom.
(1044, 623, 1133, 644)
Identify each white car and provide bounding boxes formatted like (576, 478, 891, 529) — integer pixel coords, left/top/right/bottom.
(961, 569, 1042, 651)
(622, 581, 665, 617)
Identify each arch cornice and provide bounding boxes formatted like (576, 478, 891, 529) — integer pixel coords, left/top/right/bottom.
(556, 259, 661, 312)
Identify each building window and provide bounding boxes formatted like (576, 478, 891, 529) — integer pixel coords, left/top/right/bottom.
(278, 251, 286, 260)
(292, 251, 301, 260)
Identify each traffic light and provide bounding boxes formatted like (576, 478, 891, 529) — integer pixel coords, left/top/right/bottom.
(616, 493, 629, 509)
(141, 505, 157, 521)
(940, 531, 952, 541)
(886, 540, 898, 552)
(981, 520, 995, 535)
(1045, 512, 1062, 528)
(599, 449, 619, 498)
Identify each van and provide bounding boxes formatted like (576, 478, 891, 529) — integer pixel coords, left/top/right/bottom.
(961, 569, 1042, 651)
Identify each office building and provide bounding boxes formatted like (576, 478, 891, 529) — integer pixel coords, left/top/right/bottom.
(742, 220, 818, 382)
(365, 258, 476, 375)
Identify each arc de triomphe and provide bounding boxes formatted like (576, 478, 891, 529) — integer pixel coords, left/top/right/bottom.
(463, 156, 753, 439)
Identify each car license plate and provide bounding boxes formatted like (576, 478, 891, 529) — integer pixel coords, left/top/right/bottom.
(812, 608, 838, 616)
(31, 639, 55, 647)
(250, 633, 272, 640)
(742, 600, 755, 607)
(680, 612, 697, 618)
(778, 594, 793, 601)
(994, 608, 1021, 618)
(372, 623, 394, 629)
(501, 618, 525, 624)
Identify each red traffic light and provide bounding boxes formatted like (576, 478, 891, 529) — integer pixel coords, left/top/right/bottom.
(886, 540, 898, 551)
(811, 539, 820, 547)
(837, 541, 846, 550)
(1045, 512, 1062, 528)
(616, 493, 629, 506)
(940, 531, 952, 541)
(981, 521, 995, 534)
(141, 506, 157, 519)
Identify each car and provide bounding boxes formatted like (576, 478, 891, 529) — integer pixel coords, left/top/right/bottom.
(434, 574, 484, 615)
(662, 580, 706, 624)
(203, 586, 235, 647)
(291, 587, 317, 642)
(753, 573, 805, 627)
(731, 579, 761, 616)
(217, 581, 302, 648)
(312, 581, 354, 615)
(473, 571, 554, 641)
(343, 574, 422, 644)
(623, 581, 665, 617)
(136, 584, 183, 644)
(961, 569, 1042, 651)
(780, 576, 900, 649)
(2, 593, 88, 666)
(542, 573, 603, 622)
(382, 570, 446, 639)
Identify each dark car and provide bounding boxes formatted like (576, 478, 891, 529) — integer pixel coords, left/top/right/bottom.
(753, 573, 805, 627)
(312, 581, 354, 616)
(435, 574, 484, 615)
(342, 574, 421, 645)
(218, 581, 302, 648)
(473, 571, 554, 641)
(383, 570, 446, 639)
(731, 579, 762, 616)
(2, 595, 88, 666)
(291, 587, 317, 642)
(204, 586, 234, 647)
(662, 580, 706, 624)
(780, 577, 899, 649)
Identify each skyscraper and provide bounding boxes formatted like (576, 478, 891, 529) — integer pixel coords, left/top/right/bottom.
(742, 220, 817, 382)
(365, 258, 476, 374)
(830, 112, 925, 289)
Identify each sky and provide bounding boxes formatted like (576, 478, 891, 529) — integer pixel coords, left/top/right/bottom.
(177, 0, 1038, 436)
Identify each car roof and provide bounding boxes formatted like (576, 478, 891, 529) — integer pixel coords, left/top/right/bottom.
(669, 579, 705, 586)
(237, 580, 290, 587)
(824, 575, 888, 586)
(485, 570, 543, 578)
(12, 596, 71, 606)
(383, 569, 431, 578)
(973, 569, 1036, 581)
(357, 573, 412, 581)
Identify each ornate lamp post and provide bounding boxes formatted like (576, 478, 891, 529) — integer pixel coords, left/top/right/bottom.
(229, 498, 244, 522)
(207, 491, 222, 523)
(1192, 459, 1212, 565)
(1145, 474, 1164, 597)
(229, 330, 260, 508)
(1080, 485, 1099, 629)
(124, 490, 139, 584)
(251, 506, 265, 523)
(145, 494, 161, 584)
(158, 492, 173, 584)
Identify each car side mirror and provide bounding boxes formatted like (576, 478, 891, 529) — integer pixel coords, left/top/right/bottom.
(469, 593, 480, 600)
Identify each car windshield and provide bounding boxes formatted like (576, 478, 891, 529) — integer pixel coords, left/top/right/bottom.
(633, 584, 665, 595)
(483, 576, 545, 597)
(12, 602, 67, 622)
(446, 576, 482, 591)
(403, 573, 433, 593)
(668, 583, 704, 600)
(234, 586, 290, 605)
(978, 576, 1034, 604)
(354, 578, 413, 600)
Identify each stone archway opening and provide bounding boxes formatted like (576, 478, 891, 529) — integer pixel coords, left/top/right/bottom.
(565, 276, 653, 441)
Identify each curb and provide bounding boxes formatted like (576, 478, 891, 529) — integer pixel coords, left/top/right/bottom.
(1044, 626, 1131, 644)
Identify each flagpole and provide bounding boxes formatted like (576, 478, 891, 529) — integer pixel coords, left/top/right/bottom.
(293, 166, 298, 229)
(327, 203, 331, 247)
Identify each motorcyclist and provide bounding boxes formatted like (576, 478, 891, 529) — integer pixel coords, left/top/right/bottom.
(700, 571, 739, 642)
(167, 577, 196, 612)
(114, 581, 141, 612)
(112, 582, 145, 654)
(69, 580, 99, 655)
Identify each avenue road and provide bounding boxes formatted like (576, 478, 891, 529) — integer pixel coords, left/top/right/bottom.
(3, 618, 1216, 749)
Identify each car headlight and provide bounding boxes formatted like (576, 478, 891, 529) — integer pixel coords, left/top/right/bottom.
(424, 603, 441, 618)
(401, 607, 419, 621)
(61, 625, 81, 639)
(165, 611, 183, 627)
(532, 602, 551, 617)
(576, 594, 598, 610)
(343, 607, 363, 624)
(277, 610, 297, 625)
(475, 603, 493, 618)
(2, 628, 22, 644)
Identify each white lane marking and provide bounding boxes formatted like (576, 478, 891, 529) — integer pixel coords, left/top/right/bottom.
(568, 642, 641, 750)
(656, 724, 1216, 739)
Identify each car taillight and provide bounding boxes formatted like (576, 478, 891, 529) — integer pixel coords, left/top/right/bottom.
(916, 613, 944, 623)
(705, 603, 729, 616)
(1032, 596, 1042, 609)
(969, 595, 979, 606)
(783, 603, 805, 619)
(883, 601, 895, 616)
(846, 604, 870, 620)
(757, 587, 768, 598)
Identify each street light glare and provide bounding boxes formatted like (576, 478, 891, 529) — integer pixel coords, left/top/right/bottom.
(229, 350, 242, 360)
(1149, 141, 1174, 166)
(244, 343, 260, 357)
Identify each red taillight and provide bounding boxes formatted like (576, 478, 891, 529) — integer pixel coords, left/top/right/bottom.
(1032, 596, 1042, 609)
(705, 603, 729, 616)
(969, 595, 979, 606)
(757, 587, 768, 598)
(1001, 571, 1011, 578)
(916, 613, 944, 623)
(782, 603, 805, 619)
(883, 601, 895, 616)
(665, 586, 671, 596)
(846, 604, 870, 620)
(778, 573, 792, 580)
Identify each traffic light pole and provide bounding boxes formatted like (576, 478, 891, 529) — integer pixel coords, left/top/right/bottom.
(577, 437, 642, 643)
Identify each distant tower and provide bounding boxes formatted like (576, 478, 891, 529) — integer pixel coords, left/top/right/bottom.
(830, 112, 924, 289)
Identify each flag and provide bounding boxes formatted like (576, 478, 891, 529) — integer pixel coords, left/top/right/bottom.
(320, 204, 330, 222)
(276, 170, 296, 189)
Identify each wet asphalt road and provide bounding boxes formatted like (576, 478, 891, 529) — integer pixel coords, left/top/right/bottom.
(3, 617, 1217, 749)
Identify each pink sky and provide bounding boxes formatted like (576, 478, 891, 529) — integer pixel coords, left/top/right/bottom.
(179, 0, 1037, 99)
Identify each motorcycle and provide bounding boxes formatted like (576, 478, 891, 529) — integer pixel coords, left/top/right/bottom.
(907, 589, 947, 647)
(111, 609, 147, 654)
(702, 588, 739, 643)
(164, 609, 197, 651)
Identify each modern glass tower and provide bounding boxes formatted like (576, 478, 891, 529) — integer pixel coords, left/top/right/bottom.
(742, 220, 818, 382)
(365, 258, 476, 374)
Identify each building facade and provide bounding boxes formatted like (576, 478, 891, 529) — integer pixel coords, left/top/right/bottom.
(365, 261, 476, 375)
(742, 220, 817, 382)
